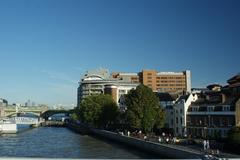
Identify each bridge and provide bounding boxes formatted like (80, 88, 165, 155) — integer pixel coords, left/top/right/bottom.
(4, 106, 47, 117)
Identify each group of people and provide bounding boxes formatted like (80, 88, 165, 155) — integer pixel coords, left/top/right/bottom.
(157, 132, 178, 144)
(203, 140, 210, 150)
(203, 140, 220, 156)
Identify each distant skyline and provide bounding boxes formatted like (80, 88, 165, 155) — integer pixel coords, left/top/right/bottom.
(0, 0, 239, 106)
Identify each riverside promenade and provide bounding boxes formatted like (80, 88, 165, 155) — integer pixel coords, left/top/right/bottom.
(91, 129, 201, 159)
(90, 129, 240, 159)
(67, 122, 240, 159)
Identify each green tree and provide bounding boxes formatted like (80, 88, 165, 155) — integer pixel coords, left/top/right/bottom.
(228, 127, 240, 144)
(154, 107, 165, 130)
(125, 84, 165, 133)
(78, 94, 119, 128)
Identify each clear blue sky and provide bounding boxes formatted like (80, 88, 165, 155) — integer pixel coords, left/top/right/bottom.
(0, 0, 239, 106)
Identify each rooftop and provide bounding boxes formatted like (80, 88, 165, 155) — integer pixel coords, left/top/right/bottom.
(155, 92, 178, 102)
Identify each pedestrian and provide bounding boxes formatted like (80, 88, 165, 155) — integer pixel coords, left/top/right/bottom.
(127, 131, 130, 137)
(166, 137, 169, 143)
(206, 140, 210, 150)
(162, 132, 165, 137)
(158, 136, 162, 143)
(216, 149, 219, 156)
(173, 137, 176, 143)
(144, 135, 147, 141)
(203, 140, 207, 150)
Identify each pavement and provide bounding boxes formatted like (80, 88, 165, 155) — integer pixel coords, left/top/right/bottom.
(130, 134, 240, 159)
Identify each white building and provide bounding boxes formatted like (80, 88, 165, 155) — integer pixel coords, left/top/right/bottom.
(173, 93, 198, 136)
(0, 98, 8, 117)
(77, 69, 138, 107)
(156, 93, 178, 130)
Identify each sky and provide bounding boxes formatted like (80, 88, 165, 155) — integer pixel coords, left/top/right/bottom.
(0, 0, 239, 106)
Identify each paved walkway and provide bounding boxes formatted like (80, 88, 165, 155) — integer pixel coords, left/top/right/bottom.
(128, 134, 240, 159)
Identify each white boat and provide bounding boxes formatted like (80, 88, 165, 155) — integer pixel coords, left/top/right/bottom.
(0, 119, 17, 134)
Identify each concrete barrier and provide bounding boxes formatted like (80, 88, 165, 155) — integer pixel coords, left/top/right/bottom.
(91, 129, 202, 159)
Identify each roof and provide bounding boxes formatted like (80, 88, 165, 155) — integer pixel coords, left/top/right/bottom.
(155, 92, 177, 102)
(222, 97, 239, 105)
(227, 73, 240, 84)
(191, 98, 221, 105)
(207, 84, 222, 90)
(176, 94, 190, 103)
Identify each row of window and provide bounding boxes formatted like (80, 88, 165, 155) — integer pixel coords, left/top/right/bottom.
(190, 106, 231, 112)
(187, 117, 234, 127)
(157, 80, 185, 83)
(158, 87, 185, 90)
(146, 76, 185, 79)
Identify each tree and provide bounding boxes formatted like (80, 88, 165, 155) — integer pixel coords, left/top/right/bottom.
(125, 84, 165, 133)
(78, 94, 119, 128)
(226, 127, 240, 154)
(154, 107, 165, 130)
(228, 127, 240, 144)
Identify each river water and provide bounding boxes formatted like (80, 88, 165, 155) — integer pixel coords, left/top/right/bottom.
(0, 126, 157, 158)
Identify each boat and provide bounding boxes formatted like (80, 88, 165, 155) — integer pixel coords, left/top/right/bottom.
(0, 119, 17, 134)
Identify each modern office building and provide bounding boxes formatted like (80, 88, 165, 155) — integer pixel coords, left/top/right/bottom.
(77, 68, 138, 107)
(112, 70, 191, 94)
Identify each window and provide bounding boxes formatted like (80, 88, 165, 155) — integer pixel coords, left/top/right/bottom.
(180, 109, 183, 114)
(119, 90, 125, 94)
(193, 106, 199, 112)
(181, 117, 183, 125)
(176, 117, 179, 124)
(223, 106, 230, 111)
(207, 106, 214, 112)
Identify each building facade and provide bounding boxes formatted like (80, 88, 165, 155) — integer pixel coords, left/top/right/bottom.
(174, 94, 198, 137)
(187, 74, 240, 138)
(112, 70, 191, 94)
(155, 92, 178, 132)
(77, 69, 138, 107)
(0, 98, 8, 117)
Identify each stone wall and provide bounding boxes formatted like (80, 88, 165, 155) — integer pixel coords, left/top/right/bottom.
(91, 129, 201, 159)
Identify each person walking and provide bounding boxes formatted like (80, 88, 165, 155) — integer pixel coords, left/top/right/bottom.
(127, 131, 130, 137)
(203, 140, 207, 150)
(206, 140, 210, 150)
(158, 136, 162, 143)
(144, 135, 147, 141)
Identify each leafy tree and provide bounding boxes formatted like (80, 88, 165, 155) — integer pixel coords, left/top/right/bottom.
(125, 84, 165, 133)
(78, 94, 119, 128)
(154, 107, 165, 130)
(228, 127, 240, 144)
(70, 112, 79, 122)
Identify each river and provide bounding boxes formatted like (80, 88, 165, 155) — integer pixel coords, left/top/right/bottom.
(0, 126, 157, 158)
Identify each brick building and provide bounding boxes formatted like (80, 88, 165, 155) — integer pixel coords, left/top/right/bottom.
(112, 70, 191, 94)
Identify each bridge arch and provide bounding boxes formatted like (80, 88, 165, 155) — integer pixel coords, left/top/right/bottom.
(41, 110, 72, 120)
(7, 112, 40, 118)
